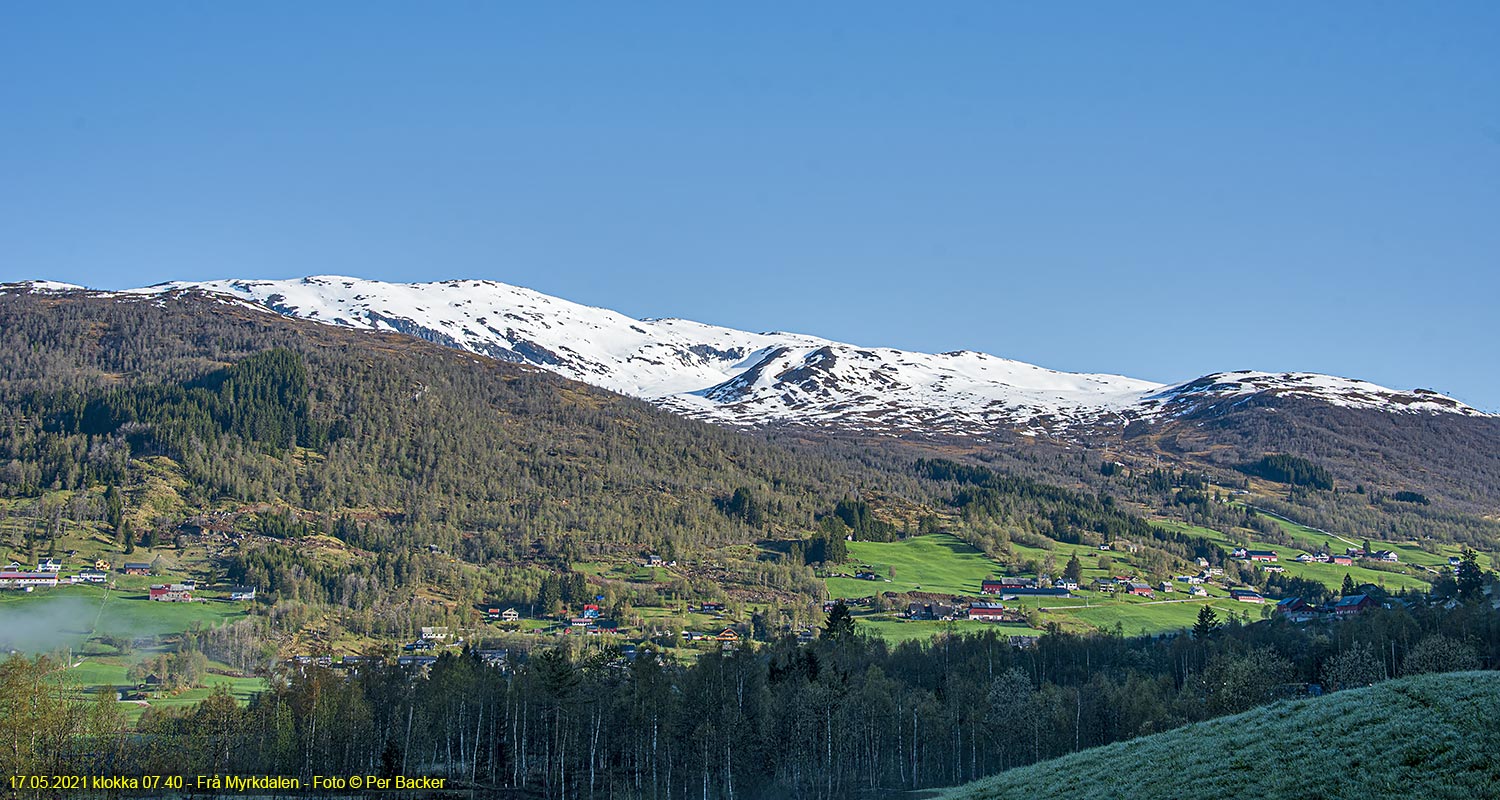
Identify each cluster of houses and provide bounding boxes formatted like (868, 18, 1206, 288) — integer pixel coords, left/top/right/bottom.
(1092, 577, 1162, 598)
(1290, 547, 1399, 565)
(1235, 545, 1401, 567)
(980, 576, 1076, 597)
(1274, 593, 1382, 622)
(0, 556, 263, 604)
(287, 649, 514, 673)
(1, 558, 117, 591)
(903, 599, 1024, 623)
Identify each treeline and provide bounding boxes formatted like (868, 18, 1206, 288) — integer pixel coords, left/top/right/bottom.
(6, 599, 1499, 799)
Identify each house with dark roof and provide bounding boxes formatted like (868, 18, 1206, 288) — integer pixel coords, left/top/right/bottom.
(1275, 596, 1316, 622)
(1229, 588, 1265, 603)
(999, 586, 1072, 598)
(1335, 594, 1378, 616)
(981, 577, 1036, 595)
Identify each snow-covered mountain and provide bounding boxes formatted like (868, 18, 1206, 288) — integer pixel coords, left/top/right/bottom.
(6, 276, 1488, 435)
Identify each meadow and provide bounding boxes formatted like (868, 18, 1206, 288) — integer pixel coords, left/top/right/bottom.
(1154, 518, 1435, 592)
(826, 533, 1256, 639)
(938, 671, 1500, 800)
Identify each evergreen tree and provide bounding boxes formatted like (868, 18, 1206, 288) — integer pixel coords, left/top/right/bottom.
(105, 485, 124, 532)
(1456, 549, 1485, 601)
(1341, 574, 1356, 597)
(1192, 605, 1222, 640)
(1063, 554, 1083, 584)
(822, 600, 856, 641)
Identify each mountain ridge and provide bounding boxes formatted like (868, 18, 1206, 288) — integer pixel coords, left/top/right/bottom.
(3, 276, 1487, 437)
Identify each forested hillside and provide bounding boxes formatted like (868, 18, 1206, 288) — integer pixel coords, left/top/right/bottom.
(1144, 392, 1500, 513)
(0, 291, 941, 634)
(0, 291, 930, 550)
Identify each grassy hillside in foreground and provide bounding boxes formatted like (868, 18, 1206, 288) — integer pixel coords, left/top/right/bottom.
(937, 671, 1500, 800)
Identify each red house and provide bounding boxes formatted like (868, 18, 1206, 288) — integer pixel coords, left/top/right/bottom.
(1334, 594, 1378, 616)
(981, 577, 1035, 595)
(967, 603, 1008, 621)
(148, 583, 192, 602)
(1124, 582, 1154, 597)
(1230, 588, 1265, 604)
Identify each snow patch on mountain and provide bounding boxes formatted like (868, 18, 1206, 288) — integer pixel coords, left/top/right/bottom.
(6, 275, 1488, 433)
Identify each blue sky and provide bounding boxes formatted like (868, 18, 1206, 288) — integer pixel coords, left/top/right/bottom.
(3, 3, 1497, 409)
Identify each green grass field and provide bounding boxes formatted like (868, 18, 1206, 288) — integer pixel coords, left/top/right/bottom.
(826, 534, 1004, 598)
(1154, 519, 1433, 592)
(939, 671, 1500, 800)
(850, 609, 1040, 644)
(1044, 596, 1260, 636)
(0, 584, 249, 652)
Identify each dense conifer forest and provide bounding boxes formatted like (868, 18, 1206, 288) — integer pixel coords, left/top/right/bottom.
(4, 599, 1498, 799)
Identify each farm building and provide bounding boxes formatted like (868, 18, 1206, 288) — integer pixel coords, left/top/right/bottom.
(1124, 582, 1154, 597)
(998, 586, 1072, 598)
(229, 586, 257, 601)
(907, 602, 955, 621)
(1275, 597, 1317, 622)
(1331, 555, 1354, 566)
(123, 562, 152, 575)
(967, 603, 1008, 621)
(1229, 588, 1265, 603)
(1247, 550, 1278, 562)
(981, 577, 1036, 594)
(1335, 594, 1379, 616)
(0, 571, 59, 590)
(149, 584, 193, 602)
(75, 570, 108, 584)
